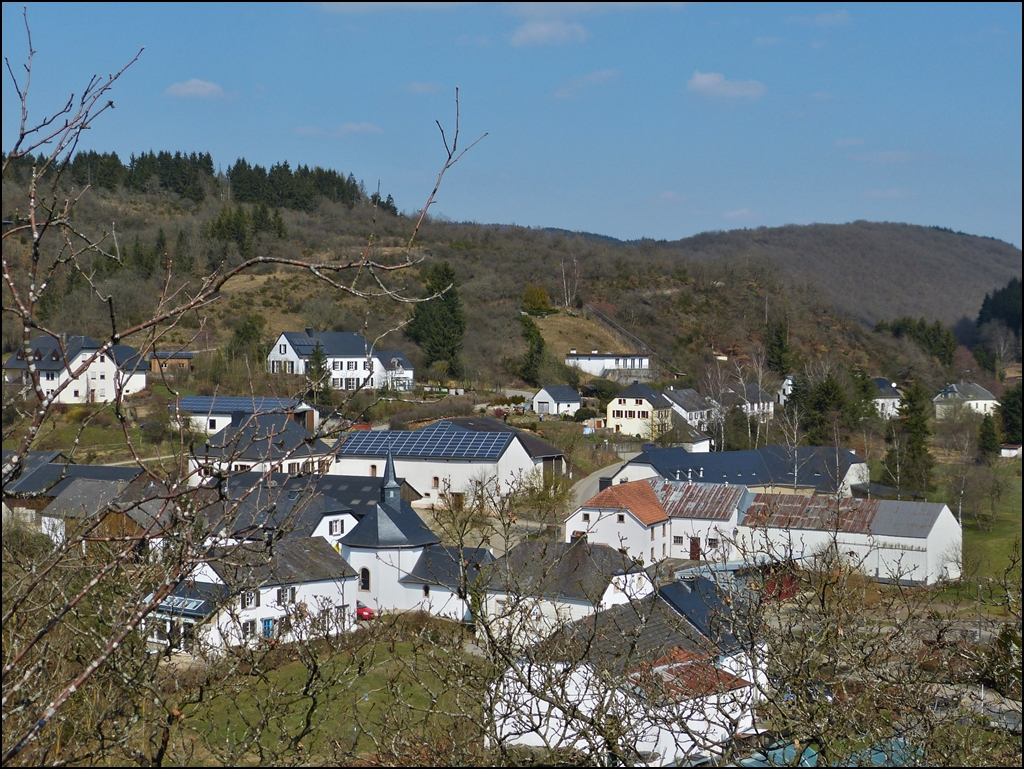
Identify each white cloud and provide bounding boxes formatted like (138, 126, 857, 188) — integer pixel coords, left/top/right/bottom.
(165, 79, 224, 98)
(406, 81, 442, 95)
(334, 122, 383, 138)
(863, 188, 915, 199)
(723, 207, 752, 219)
(853, 150, 911, 164)
(553, 69, 618, 99)
(687, 71, 766, 100)
(834, 137, 865, 147)
(511, 19, 587, 46)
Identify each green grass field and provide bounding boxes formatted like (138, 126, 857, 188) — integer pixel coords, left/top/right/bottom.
(959, 460, 1022, 582)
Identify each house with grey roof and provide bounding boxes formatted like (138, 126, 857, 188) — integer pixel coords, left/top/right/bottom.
(146, 536, 358, 654)
(267, 329, 414, 391)
(564, 349, 654, 382)
(3, 335, 144, 403)
(191, 413, 336, 484)
(532, 385, 581, 417)
(490, 579, 761, 764)
(932, 382, 998, 420)
(612, 445, 870, 498)
(606, 382, 675, 439)
(873, 378, 902, 420)
(663, 387, 716, 433)
(482, 537, 653, 643)
(171, 395, 318, 435)
(332, 416, 565, 506)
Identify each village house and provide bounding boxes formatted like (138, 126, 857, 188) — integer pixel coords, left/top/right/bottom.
(266, 329, 414, 392)
(482, 537, 653, 643)
(333, 416, 565, 505)
(149, 350, 195, 375)
(662, 387, 716, 433)
(171, 395, 319, 435)
(611, 445, 870, 498)
(606, 382, 675, 438)
(3, 335, 145, 403)
(565, 349, 654, 382)
(932, 382, 999, 420)
(490, 578, 761, 766)
(873, 378, 902, 420)
(532, 385, 581, 417)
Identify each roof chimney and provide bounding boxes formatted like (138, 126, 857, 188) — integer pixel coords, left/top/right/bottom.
(305, 327, 314, 337)
(570, 348, 577, 354)
(592, 349, 599, 355)
(598, 477, 612, 491)
(699, 467, 703, 479)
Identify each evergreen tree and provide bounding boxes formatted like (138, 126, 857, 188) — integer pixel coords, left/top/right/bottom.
(978, 414, 1000, 462)
(306, 342, 331, 406)
(227, 314, 269, 362)
(998, 381, 1022, 444)
(803, 372, 849, 446)
(519, 315, 545, 386)
(885, 380, 933, 493)
(766, 321, 793, 375)
(405, 261, 466, 378)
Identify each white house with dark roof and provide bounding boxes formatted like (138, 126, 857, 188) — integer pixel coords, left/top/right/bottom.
(663, 387, 716, 433)
(873, 378, 902, 420)
(267, 329, 414, 391)
(332, 417, 565, 506)
(932, 382, 999, 420)
(565, 349, 653, 382)
(3, 335, 141, 404)
(172, 395, 318, 435)
(532, 385, 581, 417)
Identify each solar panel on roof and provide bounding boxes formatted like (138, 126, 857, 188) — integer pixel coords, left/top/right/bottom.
(338, 424, 511, 460)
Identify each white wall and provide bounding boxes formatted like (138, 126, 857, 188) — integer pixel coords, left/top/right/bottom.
(533, 390, 580, 416)
(9, 350, 122, 404)
(266, 334, 414, 391)
(342, 546, 425, 613)
(566, 355, 650, 377)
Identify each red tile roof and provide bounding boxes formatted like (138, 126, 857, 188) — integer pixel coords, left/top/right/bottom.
(585, 480, 668, 525)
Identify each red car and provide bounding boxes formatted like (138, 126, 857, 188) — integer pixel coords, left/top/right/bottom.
(355, 601, 376, 621)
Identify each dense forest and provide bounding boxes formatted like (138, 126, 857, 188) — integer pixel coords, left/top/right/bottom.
(2, 150, 1021, 404)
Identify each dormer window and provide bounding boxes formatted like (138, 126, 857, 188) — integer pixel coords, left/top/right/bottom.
(51, 351, 59, 361)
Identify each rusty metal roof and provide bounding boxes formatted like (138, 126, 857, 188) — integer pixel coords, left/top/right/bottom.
(650, 479, 752, 521)
(743, 494, 947, 538)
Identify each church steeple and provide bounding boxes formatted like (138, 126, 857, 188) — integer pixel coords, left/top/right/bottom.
(382, 449, 400, 508)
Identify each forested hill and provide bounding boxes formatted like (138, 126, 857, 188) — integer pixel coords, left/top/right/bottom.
(632, 222, 1021, 328)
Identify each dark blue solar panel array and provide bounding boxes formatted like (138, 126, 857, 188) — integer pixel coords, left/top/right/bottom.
(177, 396, 301, 414)
(338, 422, 512, 460)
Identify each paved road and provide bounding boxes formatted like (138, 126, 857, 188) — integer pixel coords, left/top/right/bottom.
(570, 452, 640, 509)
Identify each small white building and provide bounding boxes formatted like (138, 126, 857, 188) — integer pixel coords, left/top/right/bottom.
(932, 382, 999, 420)
(565, 349, 651, 381)
(172, 395, 319, 435)
(267, 329, 414, 392)
(3, 335, 141, 404)
(333, 417, 565, 506)
(532, 385, 581, 417)
(663, 388, 716, 433)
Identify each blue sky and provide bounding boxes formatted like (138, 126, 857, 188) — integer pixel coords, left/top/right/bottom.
(3, 2, 1021, 246)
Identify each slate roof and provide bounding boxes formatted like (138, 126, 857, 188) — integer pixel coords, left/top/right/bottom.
(109, 344, 146, 374)
(933, 382, 997, 403)
(3, 459, 142, 499)
(399, 545, 495, 589)
(46, 477, 129, 519)
(201, 414, 333, 462)
(535, 591, 726, 673)
(281, 330, 412, 369)
(211, 480, 352, 540)
(110, 477, 180, 531)
(662, 388, 714, 413)
(658, 578, 739, 651)
(536, 386, 581, 404)
(2, 450, 65, 484)
(3, 335, 101, 372)
(873, 378, 901, 399)
(340, 499, 439, 549)
(742, 494, 948, 539)
(625, 445, 866, 494)
(174, 395, 310, 416)
(617, 382, 674, 410)
(209, 537, 357, 587)
(446, 416, 564, 459)
(485, 539, 646, 603)
(152, 351, 195, 359)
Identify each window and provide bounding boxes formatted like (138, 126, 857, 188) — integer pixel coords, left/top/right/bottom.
(363, 360, 372, 370)
(651, 548, 655, 561)
(662, 543, 667, 557)
(233, 463, 251, 472)
(242, 620, 257, 638)
(707, 538, 719, 550)
(673, 536, 684, 545)
(332, 360, 341, 370)
(613, 410, 623, 419)
(347, 360, 357, 370)
(423, 585, 430, 597)
(98, 389, 106, 399)
(288, 462, 300, 474)
(277, 586, 297, 605)
(262, 618, 277, 639)
(359, 568, 371, 592)
(650, 528, 655, 541)
(627, 411, 636, 419)
(582, 513, 590, 523)
(279, 344, 286, 354)
(617, 514, 625, 524)
(329, 519, 343, 536)
(639, 411, 648, 419)
(73, 390, 80, 398)
(90, 371, 97, 380)
(318, 459, 331, 474)
(634, 399, 643, 406)
(432, 476, 440, 489)
(345, 377, 357, 390)
(617, 398, 626, 405)
(661, 524, 666, 537)
(99, 372, 106, 380)
(287, 361, 295, 374)
(209, 419, 217, 430)
(44, 371, 55, 381)
(370, 464, 378, 477)
(241, 591, 260, 610)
